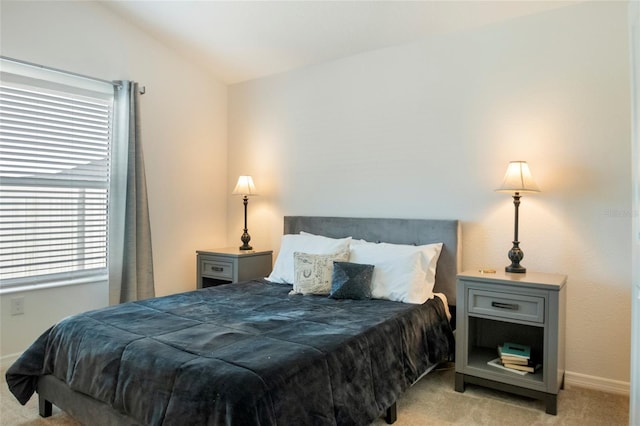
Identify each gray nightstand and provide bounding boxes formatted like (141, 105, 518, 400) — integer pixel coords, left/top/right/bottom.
(196, 248, 273, 288)
(454, 270, 567, 414)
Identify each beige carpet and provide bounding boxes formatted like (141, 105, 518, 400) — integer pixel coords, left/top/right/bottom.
(1, 363, 629, 425)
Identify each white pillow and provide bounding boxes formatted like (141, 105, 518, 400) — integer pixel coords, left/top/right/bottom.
(266, 234, 352, 284)
(290, 250, 350, 295)
(348, 240, 443, 304)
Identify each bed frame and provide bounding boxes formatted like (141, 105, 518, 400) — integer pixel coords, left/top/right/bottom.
(37, 216, 461, 425)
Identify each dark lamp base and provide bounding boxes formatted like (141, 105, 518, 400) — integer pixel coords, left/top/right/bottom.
(506, 241, 526, 274)
(505, 264, 526, 274)
(239, 229, 252, 251)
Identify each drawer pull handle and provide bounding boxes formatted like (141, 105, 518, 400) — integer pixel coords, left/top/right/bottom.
(491, 301, 519, 310)
(210, 266, 224, 272)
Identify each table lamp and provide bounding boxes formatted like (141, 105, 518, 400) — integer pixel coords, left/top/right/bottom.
(496, 161, 539, 273)
(232, 175, 257, 251)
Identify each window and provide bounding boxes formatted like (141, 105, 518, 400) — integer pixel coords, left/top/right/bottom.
(0, 59, 117, 291)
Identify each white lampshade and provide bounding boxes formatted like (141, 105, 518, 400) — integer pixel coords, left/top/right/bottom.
(496, 161, 540, 193)
(232, 175, 257, 196)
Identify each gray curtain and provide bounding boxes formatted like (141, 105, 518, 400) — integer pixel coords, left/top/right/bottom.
(113, 81, 155, 302)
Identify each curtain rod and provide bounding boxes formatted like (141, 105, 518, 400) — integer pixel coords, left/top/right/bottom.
(1, 56, 146, 94)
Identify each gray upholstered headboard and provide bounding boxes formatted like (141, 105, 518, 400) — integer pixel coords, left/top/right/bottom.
(283, 216, 461, 305)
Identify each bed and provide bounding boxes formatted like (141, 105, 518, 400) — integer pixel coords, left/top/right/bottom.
(6, 216, 460, 425)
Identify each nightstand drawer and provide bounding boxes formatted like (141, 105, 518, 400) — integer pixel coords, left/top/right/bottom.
(468, 289, 544, 323)
(201, 260, 233, 279)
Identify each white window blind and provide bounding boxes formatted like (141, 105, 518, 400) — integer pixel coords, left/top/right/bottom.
(0, 59, 115, 289)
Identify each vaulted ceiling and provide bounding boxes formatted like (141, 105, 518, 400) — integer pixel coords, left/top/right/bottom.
(103, 1, 578, 84)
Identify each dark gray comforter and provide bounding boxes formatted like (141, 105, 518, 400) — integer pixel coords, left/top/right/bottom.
(6, 279, 454, 425)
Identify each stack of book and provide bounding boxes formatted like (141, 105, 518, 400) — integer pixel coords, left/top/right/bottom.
(487, 342, 541, 375)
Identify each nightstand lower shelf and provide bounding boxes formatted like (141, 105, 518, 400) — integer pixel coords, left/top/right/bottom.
(466, 346, 544, 384)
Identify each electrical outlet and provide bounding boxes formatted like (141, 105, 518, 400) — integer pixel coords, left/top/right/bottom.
(10, 297, 24, 315)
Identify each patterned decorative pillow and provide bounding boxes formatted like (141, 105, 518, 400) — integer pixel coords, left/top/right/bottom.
(290, 250, 350, 295)
(266, 234, 352, 284)
(329, 261, 375, 300)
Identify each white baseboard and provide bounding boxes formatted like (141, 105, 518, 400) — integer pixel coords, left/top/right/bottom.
(565, 370, 630, 396)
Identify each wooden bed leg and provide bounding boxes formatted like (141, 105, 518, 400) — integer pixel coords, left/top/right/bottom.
(385, 402, 397, 424)
(39, 395, 52, 418)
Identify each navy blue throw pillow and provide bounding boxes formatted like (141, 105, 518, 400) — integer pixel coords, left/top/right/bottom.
(329, 261, 374, 300)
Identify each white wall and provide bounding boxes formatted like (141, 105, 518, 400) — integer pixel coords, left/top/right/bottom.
(228, 2, 632, 390)
(0, 1, 228, 364)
